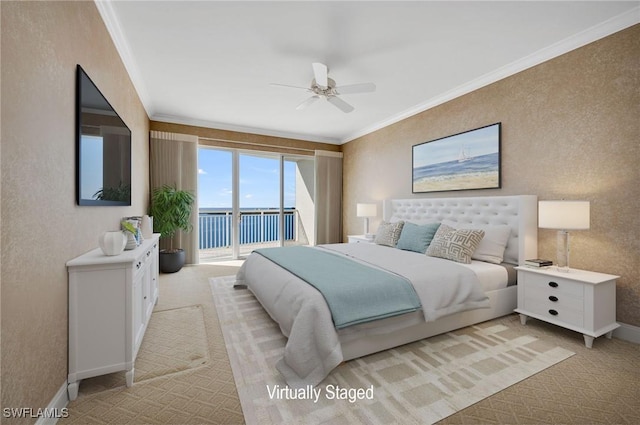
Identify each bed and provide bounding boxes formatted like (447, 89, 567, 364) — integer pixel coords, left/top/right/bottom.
(235, 195, 538, 388)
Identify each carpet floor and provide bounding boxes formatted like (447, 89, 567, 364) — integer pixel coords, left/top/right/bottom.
(62, 263, 640, 424)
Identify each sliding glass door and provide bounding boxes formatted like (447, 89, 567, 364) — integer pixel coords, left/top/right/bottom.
(198, 148, 233, 262)
(198, 147, 314, 261)
(238, 153, 281, 257)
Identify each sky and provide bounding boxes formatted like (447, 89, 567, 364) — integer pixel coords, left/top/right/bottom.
(413, 123, 500, 168)
(198, 148, 296, 209)
(80, 135, 104, 199)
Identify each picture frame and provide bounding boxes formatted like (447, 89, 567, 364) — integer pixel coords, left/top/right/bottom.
(412, 123, 501, 193)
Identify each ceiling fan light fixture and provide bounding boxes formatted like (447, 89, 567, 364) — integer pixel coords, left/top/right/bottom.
(271, 62, 375, 113)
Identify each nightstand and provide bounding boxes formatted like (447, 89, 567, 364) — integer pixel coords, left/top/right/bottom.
(515, 266, 620, 348)
(348, 235, 375, 244)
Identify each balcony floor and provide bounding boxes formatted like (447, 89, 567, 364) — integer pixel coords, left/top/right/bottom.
(199, 240, 306, 263)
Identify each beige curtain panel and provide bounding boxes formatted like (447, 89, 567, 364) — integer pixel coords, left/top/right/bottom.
(315, 150, 343, 244)
(149, 131, 199, 264)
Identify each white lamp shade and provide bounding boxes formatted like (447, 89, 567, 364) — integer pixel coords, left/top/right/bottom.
(356, 203, 377, 218)
(539, 201, 590, 230)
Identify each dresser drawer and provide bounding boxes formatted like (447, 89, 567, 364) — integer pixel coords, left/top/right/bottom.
(132, 251, 149, 279)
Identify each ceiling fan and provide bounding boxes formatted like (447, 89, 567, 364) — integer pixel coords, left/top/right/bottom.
(270, 62, 376, 113)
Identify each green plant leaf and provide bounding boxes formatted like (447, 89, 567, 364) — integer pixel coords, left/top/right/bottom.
(150, 184, 195, 250)
(121, 221, 137, 234)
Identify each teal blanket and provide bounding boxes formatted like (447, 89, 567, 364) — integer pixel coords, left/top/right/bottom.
(254, 246, 421, 329)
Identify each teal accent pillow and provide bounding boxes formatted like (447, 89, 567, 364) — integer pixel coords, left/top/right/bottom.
(396, 222, 441, 253)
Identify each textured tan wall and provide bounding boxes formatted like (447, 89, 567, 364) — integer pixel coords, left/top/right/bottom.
(1, 1, 150, 418)
(343, 25, 640, 326)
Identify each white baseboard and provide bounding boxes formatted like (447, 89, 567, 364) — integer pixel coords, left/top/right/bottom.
(614, 322, 640, 345)
(35, 382, 69, 425)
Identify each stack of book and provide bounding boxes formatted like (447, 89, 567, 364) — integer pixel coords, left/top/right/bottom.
(525, 259, 553, 268)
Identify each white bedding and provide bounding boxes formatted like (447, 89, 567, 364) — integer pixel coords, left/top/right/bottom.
(235, 242, 497, 388)
(460, 259, 509, 292)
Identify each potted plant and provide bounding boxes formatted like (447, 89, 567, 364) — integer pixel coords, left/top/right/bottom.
(150, 185, 195, 273)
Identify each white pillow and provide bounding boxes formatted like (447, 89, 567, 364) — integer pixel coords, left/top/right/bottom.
(442, 220, 511, 264)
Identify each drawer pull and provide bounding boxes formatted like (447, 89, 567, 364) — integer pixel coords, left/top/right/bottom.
(549, 309, 558, 316)
(549, 296, 558, 302)
(548, 281, 558, 288)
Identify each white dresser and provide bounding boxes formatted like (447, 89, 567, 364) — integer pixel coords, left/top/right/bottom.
(67, 234, 160, 400)
(515, 266, 619, 348)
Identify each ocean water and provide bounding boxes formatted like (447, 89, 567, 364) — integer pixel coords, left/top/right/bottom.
(198, 210, 296, 249)
(413, 152, 499, 182)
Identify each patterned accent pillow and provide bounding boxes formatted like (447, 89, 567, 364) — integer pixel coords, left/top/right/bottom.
(396, 222, 441, 254)
(374, 221, 405, 247)
(442, 220, 511, 264)
(426, 223, 485, 264)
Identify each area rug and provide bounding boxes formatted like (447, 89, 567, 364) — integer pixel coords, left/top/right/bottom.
(77, 305, 210, 396)
(211, 275, 575, 425)
(135, 304, 210, 380)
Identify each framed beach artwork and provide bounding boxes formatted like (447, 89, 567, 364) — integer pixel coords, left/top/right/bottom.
(412, 123, 501, 193)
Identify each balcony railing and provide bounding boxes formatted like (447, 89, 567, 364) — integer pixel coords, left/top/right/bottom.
(198, 209, 297, 250)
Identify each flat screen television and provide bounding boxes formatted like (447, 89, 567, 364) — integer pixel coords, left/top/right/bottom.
(76, 65, 131, 206)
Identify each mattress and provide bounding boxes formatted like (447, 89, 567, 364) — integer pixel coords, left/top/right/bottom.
(321, 243, 514, 341)
(460, 260, 514, 291)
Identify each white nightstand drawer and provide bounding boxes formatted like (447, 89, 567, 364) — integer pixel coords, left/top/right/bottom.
(522, 280, 584, 310)
(524, 274, 585, 298)
(523, 296, 584, 328)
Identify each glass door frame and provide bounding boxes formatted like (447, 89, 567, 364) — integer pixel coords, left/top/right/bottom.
(232, 150, 291, 260)
(199, 146, 312, 261)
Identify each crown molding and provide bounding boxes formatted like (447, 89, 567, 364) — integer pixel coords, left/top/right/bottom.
(94, 0, 153, 117)
(342, 6, 640, 144)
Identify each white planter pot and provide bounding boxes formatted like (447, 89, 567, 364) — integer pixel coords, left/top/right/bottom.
(99, 231, 127, 256)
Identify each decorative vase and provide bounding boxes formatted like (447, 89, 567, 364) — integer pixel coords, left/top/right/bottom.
(99, 231, 127, 256)
(124, 232, 138, 250)
(141, 215, 153, 239)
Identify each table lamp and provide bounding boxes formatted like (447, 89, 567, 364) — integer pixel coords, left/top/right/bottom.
(356, 203, 377, 238)
(538, 200, 590, 272)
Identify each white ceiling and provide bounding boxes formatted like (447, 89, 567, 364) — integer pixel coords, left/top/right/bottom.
(97, 1, 639, 144)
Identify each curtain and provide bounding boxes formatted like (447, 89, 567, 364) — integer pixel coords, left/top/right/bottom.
(315, 150, 343, 244)
(149, 131, 199, 264)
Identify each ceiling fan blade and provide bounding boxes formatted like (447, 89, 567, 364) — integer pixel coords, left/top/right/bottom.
(327, 96, 354, 113)
(336, 82, 376, 95)
(270, 83, 310, 91)
(312, 62, 328, 88)
(296, 95, 320, 110)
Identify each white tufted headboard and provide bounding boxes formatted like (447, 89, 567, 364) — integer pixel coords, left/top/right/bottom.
(383, 195, 538, 265)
